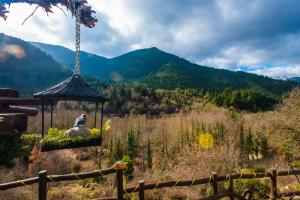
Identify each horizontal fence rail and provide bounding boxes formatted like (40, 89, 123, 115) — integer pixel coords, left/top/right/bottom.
(125, 169, 300, 193)
(0, 167, 117, 190)
(1, 164, 300, 200)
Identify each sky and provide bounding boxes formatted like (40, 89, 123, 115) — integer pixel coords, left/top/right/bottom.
(1, 0, 300, 79)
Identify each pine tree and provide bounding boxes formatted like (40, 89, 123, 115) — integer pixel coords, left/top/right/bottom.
(127, 129, 138, 158)
(245, 127, 254, 158)
(239, 125, 245, 159)
(258, 133, 268, 157)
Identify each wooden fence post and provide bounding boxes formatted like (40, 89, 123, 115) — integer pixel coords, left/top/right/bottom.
(116, 166, 124, 200)
(39, 170, 47, 200)
(270, 169, 277, 200)
(139, 180, 145, 200)
(211, 172, 218, 195)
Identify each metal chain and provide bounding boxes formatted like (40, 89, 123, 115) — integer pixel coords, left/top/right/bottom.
(72, 0, 81, 75)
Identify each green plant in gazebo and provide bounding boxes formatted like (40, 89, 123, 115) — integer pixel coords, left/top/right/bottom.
(39, 119, 111, 152)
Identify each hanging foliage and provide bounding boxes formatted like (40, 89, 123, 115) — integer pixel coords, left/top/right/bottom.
(0, 0, 97, 28)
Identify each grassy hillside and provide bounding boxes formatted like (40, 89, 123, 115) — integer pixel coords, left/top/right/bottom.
(0, 34, 71, 95)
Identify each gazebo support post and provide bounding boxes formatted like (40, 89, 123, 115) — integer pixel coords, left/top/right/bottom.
(50, 100, 53, 128)
(94, 101, 98, 128)
(41, 98, 44, 138)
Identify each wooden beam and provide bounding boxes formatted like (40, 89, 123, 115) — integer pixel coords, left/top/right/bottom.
(0, 88, 19, 98)
(0, 98, 51, 106)
(0, 106, 38, 116)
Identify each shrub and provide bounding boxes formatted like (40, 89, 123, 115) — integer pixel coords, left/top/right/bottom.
(0, 133, 41, 167)
(279, 141, 293, 162)
(0, 134, 22, 167)
(127, 129, 138, 158)
(291, 160, 300, 168)
(47, 128, 66, 139)
(122, 155, 134, 180)
(212, 122, 226, 144)
(112, 138, 123, 162)
(89, 128, 101, 136)
(227, 168, 269, 199)
(72, 161, 82, 173)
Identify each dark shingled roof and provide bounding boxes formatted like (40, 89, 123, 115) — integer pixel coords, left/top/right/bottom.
(33, 75, 107, 102)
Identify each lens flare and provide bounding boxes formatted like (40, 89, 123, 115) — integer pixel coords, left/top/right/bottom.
(199, 133, 214, 149)
(0, 44, 26, 61)
(103, 119, 111, 133)
(110, 71, 124, 82)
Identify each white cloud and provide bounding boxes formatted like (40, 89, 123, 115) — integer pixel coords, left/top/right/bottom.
(253, 66, 300, 79)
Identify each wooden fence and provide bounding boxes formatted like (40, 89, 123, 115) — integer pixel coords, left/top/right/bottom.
(1, 161, 300, 200)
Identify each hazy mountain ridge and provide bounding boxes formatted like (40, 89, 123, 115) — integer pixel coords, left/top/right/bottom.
(288, 77, 300, 83)
(31, 42, 109, 77)
(0, 34, 71, 95)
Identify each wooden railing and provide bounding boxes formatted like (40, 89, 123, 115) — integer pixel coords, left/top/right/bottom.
(124, 169, 300, 200)
(1, 162, 300, 200)
(0, 162, 123, 200)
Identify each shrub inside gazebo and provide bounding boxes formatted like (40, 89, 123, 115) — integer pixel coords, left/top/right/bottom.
(33, 74, 107, 151)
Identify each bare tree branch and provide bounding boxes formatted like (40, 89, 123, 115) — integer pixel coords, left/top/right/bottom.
(0, 0, 98, 28)
(22, 5, 39, 25)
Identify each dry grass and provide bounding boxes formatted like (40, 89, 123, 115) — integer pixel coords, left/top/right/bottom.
(1, 90, 300, 199)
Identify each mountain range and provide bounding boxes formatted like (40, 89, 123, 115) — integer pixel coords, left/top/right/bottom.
(31, 41, 297, 95)
(0, 33, 298, 96)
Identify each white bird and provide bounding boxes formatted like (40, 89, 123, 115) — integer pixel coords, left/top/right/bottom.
(74, 114, 87, 127)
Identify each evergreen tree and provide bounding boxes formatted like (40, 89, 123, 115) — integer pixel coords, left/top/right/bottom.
(245, 127, 254, 158)
(258, 133, 269, 157)
(239, 125, 245, 159)
(127, 129, 138, 158)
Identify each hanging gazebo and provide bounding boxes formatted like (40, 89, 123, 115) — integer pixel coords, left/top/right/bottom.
(33, 74, 107, 135)
(33, 74, 107, 151)
(33, 0, 108, 151)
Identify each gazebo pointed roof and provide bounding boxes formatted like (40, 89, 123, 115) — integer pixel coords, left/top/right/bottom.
(33, 74, 107, 102)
